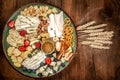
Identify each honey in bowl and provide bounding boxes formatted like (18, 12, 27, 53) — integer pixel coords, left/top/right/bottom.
(42, 41, 54, 54)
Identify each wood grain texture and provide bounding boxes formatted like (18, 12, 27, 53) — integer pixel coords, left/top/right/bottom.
(0, 0, 120, 80)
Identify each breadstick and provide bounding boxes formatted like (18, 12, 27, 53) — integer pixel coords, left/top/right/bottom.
(88, 31, 114, 36)
(86, 24, 107, 29)
(80, 29, 104, 33)
(94, 40, 112, 44)
(81, 41, 103, 46)
(57, 41, 68, 60)
(77, 21, 96, 30)
(97, 34, 114, 38)
(86, 37, 111, 40)
(90, 45, 110, 49)
(78, 34, 113, 39)
(64, 53, 73, 61)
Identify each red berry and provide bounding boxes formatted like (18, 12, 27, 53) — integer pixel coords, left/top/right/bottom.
(20, 30, 27, 36)
(35, 42, 41, 48)
(8, 20, 15, 28)
(24, 39, 30, 47)
(18, 46, 26, 52)
(45, 57, 51, 65)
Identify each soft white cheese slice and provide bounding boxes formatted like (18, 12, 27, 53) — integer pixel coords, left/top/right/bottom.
(22, 51, 46, 70)
(54, 11, 64, 37)
(48, 11, 64, 37)
(61, 57, 66, 63)
(15, 15, 40, 31)
(48, 14, 56, 37)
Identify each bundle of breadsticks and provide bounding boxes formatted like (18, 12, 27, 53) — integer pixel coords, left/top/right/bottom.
(77, 21, 114, 49)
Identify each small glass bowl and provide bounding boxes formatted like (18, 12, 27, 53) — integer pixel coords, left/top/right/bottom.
(41, 40, 55, 55)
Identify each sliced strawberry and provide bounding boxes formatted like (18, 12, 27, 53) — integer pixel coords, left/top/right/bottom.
(24, 39, 30, 47)
(8, 20, 15, 28)
(20, 30, 27, 36)
(18, 46, 26, 52)
(45, 57, 51, 65)
(35, 42, 41, 49)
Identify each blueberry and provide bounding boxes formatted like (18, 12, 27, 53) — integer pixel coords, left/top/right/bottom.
(27, 69, 32, 73)
(53, 70, 56, 74)
(61, 63, 65, 67)
(31, 69, 36, 73)
(40, 62, 45, 66)
(54, 58, 58, 62)
(55, 51, 59, 54)
(22, 67, 27, 71)
(48, 73, 51, 76)
(38, 73, 42, 77)
(53, 49, 58, 53)
(49, 65, 53, 69)
(28, 54, 32, 58)
(47, 54, 53, 57)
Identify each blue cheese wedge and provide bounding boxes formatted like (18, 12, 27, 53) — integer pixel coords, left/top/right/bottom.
(36, 65, 47, 75)
(43, 65, 47, 69)
(50, 62, 56, 66)
(51, 57, 54, 61)
(57, 61, 62, 66)
(42, 71, 49, 76)
(53, 66, 58, 71)
(46, 67, 53, 74)
(52, 53, 56, 58)
(61, 57, 66, 63)
(36, 67, 45, 74)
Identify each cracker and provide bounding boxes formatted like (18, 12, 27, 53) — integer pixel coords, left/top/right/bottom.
(17, 56, 23, 63)
(14, 62, 21, 67)
(64, 18, 71, 25)
(7, 47, 15, 56)
(13, 49, 21, 57)
(90, 45, 110, 49)
(77, 21, 96, 30)
(86, 24, 107, 30)
(11, 55, 17, 63)
(26, 46, 33, 52)
(21, 51, 30, 59)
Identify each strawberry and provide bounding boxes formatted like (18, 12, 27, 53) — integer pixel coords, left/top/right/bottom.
(35, 42, 41, 49)
(45, 57, 51, 65)
(20, 30, 27, 36)
(8, 20, 15, 28)
(18, 46, 26, 52)
(24, 39, 30, 47)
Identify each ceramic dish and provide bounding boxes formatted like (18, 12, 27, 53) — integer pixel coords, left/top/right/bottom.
(2, 3, 77, 78)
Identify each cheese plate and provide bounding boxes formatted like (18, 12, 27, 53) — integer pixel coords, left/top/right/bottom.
(2, 3, 77, 78)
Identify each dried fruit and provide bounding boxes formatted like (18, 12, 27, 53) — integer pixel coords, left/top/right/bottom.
(61, 63, 65, 67)
(18, 46, 26, 52)
(35, 42, 41, 49)
(38, 73, 42, 77)
(20, 30, 27, 36)
(45, 57, 51, 65)
(27, 54, 32, 58)
(8, 20, 15, 28)
(24, 40, 30, 47)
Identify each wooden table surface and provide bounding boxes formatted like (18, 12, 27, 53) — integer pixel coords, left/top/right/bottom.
(0, 0, 120, 80)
